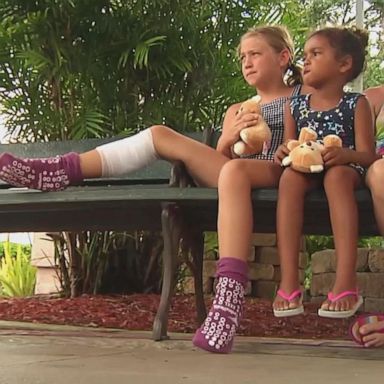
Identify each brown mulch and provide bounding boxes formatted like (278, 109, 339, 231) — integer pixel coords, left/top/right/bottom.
(0, 294, 354, 340)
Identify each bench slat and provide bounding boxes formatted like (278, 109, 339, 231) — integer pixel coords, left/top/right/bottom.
(0, 185, 375, 235)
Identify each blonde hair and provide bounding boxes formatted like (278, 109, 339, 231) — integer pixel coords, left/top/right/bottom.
(238, 25, 302, 86)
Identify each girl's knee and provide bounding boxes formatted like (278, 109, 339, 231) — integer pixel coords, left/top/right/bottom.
(218, 160, 249, 191)
(323, 166, 359, 190)
(279, 169, 310, 191)
(150, 124, 172, 137)
(367, 159, 384, 192)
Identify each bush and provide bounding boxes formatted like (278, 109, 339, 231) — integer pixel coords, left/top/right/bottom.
(0, 241, 36, 297)
(0, 241, 31, 261)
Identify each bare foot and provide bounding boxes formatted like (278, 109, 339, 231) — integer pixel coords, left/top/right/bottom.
(318, 289, 363, 318)
(360, 320, 384, 348)
(273, 288, 303, 317)
(320, 294, 357, 312)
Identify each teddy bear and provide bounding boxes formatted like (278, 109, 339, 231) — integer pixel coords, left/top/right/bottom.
(232, 95, 272, 156)
(282, 127, 342, 173)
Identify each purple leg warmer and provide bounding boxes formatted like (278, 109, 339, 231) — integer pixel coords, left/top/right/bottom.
(0, 152, 83, 191)
(192, 257, 248, 353)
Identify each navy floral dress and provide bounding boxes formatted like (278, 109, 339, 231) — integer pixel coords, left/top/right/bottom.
(290, 92, 365, 175)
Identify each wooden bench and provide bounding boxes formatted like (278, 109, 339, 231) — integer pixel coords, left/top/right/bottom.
(0, 131, 379, 342)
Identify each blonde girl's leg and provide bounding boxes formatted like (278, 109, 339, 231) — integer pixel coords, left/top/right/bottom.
(193, 159, 283, 353)
(320, 166, 362, 315)
(0, 125, 229, 190)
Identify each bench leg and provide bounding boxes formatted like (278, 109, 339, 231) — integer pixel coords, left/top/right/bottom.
(190, 231, 207, 325)
(152, 203, 181, 341)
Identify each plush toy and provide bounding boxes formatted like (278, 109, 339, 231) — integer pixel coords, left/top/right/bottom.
(282, 127, 342, 173)
(233, 95, 272, 156)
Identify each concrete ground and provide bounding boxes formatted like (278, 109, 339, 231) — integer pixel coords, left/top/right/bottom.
(0, 321, 383, 384)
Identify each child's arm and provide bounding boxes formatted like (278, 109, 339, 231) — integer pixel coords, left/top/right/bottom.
(216, 103, 241, 157)
(322, 95, 378, 168)
(274, 103, 297, 164)
(364, 86, 383, 121)
(217, 102, 262, 158)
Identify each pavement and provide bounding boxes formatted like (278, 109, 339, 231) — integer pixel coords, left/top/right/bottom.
(0, 321, 383, 384)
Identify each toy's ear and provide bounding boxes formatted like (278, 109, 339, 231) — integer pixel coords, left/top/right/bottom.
(240, 98, 261, 114)
(298, 127, 317, 143)
(323, 134, 342, 148)
(286, 139, 300, 151)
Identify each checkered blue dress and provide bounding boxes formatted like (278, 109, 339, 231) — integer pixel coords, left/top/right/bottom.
(242, 85, 302, 161)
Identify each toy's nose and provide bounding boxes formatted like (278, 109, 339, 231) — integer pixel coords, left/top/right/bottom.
(305, 141, 312, 146)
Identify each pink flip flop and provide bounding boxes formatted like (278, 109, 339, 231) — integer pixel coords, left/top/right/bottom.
(350, 314, 384, 345)
(318, 290, 363, 319)
(273, 289, 304, 318)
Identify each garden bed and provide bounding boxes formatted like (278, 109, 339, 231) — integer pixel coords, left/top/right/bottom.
(0, 294, 354, 340)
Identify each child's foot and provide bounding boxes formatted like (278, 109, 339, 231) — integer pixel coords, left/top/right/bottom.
(273, 288, 304, 317)
(359, 319, 384, 348)
(192, 276, 245, 353)
(0, 152, 83, 191)
(318, 290, 363, 318)
(350, 315, 384, 347)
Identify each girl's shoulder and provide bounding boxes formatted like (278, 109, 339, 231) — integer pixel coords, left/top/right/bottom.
(364, 85, 384, 100)
(364, 86, 384, 115)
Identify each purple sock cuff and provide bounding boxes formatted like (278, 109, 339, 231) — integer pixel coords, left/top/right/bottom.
(216, 257, 248, 286)
(63, 152, 83, 184)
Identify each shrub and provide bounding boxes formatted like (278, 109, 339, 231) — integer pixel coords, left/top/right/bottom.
(0, 241, 36, 297)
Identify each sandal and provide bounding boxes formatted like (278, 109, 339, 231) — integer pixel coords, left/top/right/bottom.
(350, 314, 384, 345)
(318, 290, 363, 319)
(273, 289, 304, 318)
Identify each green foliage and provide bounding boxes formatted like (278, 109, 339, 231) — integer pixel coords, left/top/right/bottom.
(305, 235, 334, 257)
(53, 230, 163, 297)
(358, 236, 384, 248)
(204, 232, 218, 254)
(306, 235, 384, 256)
(1, 0, 381, 143)
(0, 241, 36, 297)
(0, 241, 31, 260)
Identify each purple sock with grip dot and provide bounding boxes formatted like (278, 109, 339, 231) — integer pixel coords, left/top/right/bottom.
(0, 152, 83, 191)
(192, 257, 248, 353)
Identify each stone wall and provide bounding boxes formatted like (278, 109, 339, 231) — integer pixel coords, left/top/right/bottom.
(183, 233, 308, 299)
(310, 248, 384, 312)
(183, 234, 384, 308)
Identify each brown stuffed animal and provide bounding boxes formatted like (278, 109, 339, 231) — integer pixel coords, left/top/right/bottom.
(233, 95, 272, 156)
(282, 127, 342, 173)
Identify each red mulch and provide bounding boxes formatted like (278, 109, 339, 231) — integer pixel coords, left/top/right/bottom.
(0, 294, 354, 340)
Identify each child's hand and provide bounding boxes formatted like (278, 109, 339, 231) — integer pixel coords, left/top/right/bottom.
(235, 111, 260, 133)
(222, 113, 260, 148)
(322, 147, 350, 167)
(274, 143, 290, 164)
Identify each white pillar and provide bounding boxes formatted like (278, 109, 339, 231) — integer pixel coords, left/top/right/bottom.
(352, 0, 364, 92)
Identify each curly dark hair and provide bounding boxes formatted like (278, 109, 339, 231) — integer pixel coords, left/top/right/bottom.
(309, 26, 369, 82)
